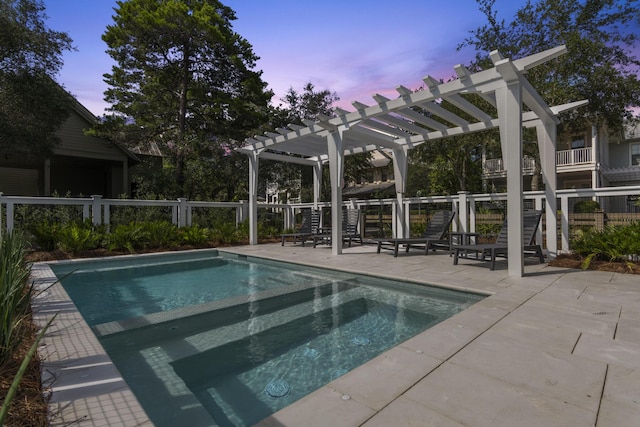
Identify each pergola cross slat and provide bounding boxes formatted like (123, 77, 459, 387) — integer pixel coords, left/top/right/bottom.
(238, 45, 588, 277)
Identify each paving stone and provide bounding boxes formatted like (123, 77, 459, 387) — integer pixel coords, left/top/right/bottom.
(450, 332, 606, 412)
(255, 386, 375, 427)
(574, 333, 640, 370)
(362, 395, 464, 427)
(597, 365, 640, 427)
(329, 346, 442, 411)
(404, 362, 596, 427)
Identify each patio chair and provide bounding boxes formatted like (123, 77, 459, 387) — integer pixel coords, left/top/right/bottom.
(280, 209, 321, 246)
(375, 211, 455, 257)
(452, 210, 545, 270)
(313, 208, 363, 247)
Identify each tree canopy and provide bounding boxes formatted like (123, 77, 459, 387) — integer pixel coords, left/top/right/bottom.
(101, 0, 273, 198)
(0, 0, 73, 160)
(460, 0, 640, 129)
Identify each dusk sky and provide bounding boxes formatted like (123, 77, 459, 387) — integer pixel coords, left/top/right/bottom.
(43, 0, 528, 116)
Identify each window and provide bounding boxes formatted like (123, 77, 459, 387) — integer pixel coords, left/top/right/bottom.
(632, 143, 640, 166)
(381, 169, 388, 182)
(571, 136, 585, 149)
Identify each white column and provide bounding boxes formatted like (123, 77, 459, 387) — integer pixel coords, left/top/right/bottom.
(497, 81, 524, 277)
(392, 147, 408, 238)
(537, 121, 558, 258)
(457, 191, 469, 233)
(327, 130, 344, 255)
(248, 152, 259, 245)
(313, 161, 322, 209)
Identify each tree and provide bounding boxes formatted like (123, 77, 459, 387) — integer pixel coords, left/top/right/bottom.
(101, 0, 272, 198)
(0, 0, 73, 160)
(262, 82, 371, 202)
(460, 0, 640, 129)
(456, 0, 640, 191)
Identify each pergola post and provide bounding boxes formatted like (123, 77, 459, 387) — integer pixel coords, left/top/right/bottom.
(496, 73, 524, 277)
(248, 151, 260, 245)
(327, 129, 344, 255)
(313, 161, 322, 209)
(392, 147, 408, 238)
(537, 121, 558, 258)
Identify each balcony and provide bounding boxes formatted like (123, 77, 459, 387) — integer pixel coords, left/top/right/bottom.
(556, 147, 592, 166)
(483, 148, 594, 176)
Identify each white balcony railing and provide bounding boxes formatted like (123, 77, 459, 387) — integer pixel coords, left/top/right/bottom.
(556, 147, 592, 166)
(483, 148, 594, 175)
(483, 157, 537, 175)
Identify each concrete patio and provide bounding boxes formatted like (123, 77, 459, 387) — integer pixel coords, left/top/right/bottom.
(32, 242, 640, 426)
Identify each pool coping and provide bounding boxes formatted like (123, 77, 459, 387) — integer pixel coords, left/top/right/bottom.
(31, 245, 640, 426)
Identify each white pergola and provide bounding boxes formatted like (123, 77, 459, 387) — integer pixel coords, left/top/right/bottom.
(238, 45, 587, 277)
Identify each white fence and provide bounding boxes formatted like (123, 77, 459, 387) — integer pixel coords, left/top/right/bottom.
(2, 185, 640, 253)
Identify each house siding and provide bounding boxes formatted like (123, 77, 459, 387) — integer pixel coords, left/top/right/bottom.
(55, 111, 128, 162)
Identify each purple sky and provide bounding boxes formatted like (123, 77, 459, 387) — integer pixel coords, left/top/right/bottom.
(43, 0, 527, 116)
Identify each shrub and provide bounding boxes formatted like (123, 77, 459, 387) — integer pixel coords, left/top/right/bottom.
(28, 220, 60, 251)
(57, 221, 104, 255)
(573, 200, 600, 213)
(179, 225, 211, 246)
(0, 232, 33, 366)
(142, 221, 179, 248)
(571, 222, 640, 270)
(212, 222, 241, 244)
(105, 223, 149, 252)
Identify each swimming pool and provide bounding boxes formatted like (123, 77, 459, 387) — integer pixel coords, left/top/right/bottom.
(51, 250, 484, 426)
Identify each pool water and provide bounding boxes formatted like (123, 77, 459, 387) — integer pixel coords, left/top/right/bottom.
(51, 250, 484, 426)
(51, 249, 333, 326)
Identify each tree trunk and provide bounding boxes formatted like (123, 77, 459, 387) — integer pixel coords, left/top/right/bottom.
(175, 42, 191, 196)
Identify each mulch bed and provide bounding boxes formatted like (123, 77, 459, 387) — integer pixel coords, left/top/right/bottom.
(0, 320, 49, 427)
(548, 253, 640, 274)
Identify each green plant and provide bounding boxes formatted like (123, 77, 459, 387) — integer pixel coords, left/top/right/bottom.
(212, 222, 243, 245)
(0, 232, 33, 366)
(57, 221, 104, 255)
(27, 221, 60, 251)
(258, 222, 280, 240)
(179, 225, 211, 246)
(571, 222, 640, 270)
(105, 223, 149, 252)
(573, 200, 600, 213)
(142, 221, 178, 248)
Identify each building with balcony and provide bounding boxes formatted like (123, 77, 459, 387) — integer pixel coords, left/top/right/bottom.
(482, 122, 640, 195)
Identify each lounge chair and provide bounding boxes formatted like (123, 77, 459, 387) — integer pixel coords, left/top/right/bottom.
(376, 211, 456, 257)
(280, 209, 321, 246)
(313, 208, 363, 247)
(452, 210, 545, 270)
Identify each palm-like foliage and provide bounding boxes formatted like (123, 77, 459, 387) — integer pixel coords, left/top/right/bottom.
(571, 223, 640, 271)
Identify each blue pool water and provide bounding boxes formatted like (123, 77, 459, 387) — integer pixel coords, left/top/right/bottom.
(51, 250, 484, 426)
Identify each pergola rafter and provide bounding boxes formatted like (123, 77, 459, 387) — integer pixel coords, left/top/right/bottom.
(237, 45, 588, 277)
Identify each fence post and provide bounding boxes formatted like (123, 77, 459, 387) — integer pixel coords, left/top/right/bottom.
(283, 205, 293, 230)
(457, 191, 469, 233)
(177, 198, 188, 227)
(0, 193, 3, 238)
(103, 200, 111, 230)
(91, 195, 102, 226)
(594, 209, 606, 231)
(6, 201, 14, 234)
(468, 194, 476, 234)
(236, 201, 245, 226)
(560, 195, 570, 253)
